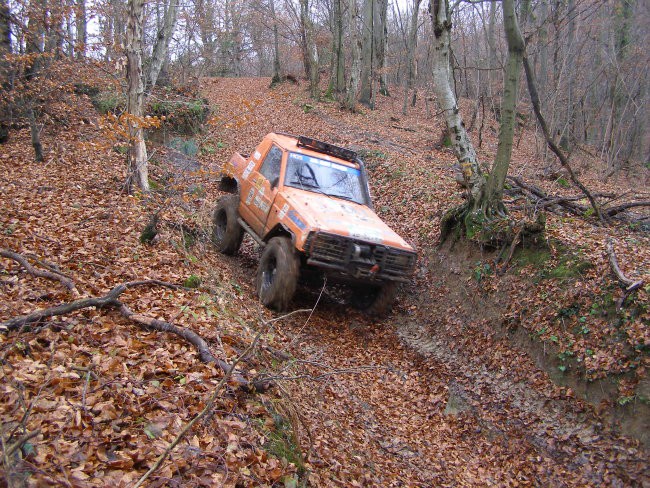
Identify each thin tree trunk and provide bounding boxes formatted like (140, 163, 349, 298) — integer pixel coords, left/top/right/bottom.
(522, 56, 603, 222)
(148, 0, 178, 89)
(358, 0, 374, 108)
(300, 0, 319, 98)
(345, 0, 362, 110)
(483, 0, 526, 215)
(376, 0, 389, 96)
(402, 0, 422, 115)
(0, 0, 9, 143)
(27, 105, 43, 161)
(270, 0, 281, 84)
(429, 0, 483, 204)
(125, 0, 149, 192)
(330, 0, 344, 94)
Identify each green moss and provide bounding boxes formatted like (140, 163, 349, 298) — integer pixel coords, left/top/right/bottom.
(513, 246, 552, 268)
(183, 275, 201, 288)
(140, 214, 159, 245)
(92, 91, 126, 114)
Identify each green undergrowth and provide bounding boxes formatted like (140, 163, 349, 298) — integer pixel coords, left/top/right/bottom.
(91, 87, 210, 135)
(513, 239, 594, 282)
(255, 401, 306, 484)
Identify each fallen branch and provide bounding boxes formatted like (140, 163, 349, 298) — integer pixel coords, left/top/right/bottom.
(507, 177, 649, 222)
(3, 429, 41, 458)
(0, 279, 269, 391)
(604, 201, 650, 218)
(497, 227, 523, 275)
(1, 249, 79, 297)
(606, 238, 644, 310)
(522, 56, 604, 223)
(0, 280, 178, 332)
(118, 303, 267, 391)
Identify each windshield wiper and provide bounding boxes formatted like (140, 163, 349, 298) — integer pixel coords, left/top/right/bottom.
(290, 179, 319, 189)
(325, 193, 354, 201)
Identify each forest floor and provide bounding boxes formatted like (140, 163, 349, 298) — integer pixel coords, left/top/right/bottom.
(1, 75, 649, 487)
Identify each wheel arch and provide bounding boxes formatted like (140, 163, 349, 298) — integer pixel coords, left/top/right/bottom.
(264, 223, 296, 246)
(218, 176, 239, 194)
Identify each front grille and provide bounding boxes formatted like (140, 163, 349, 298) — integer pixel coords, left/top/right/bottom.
(305, 232, 416, 279)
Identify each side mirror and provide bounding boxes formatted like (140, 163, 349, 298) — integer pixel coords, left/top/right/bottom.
(270, 176, 279, 189)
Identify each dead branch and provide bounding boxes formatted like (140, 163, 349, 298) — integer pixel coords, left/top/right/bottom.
(604, 201, 650, 218)
(0, 280, 178, 332)
(0, 279, 269, 391)
(497, 227, 523, 275)
(1, 249, 79, 297)
(507, 177, 649, 222)
(606, 238, 644, 310)
(522, 56, 604, 223)
(117, 303, 266, 391)
(3, 429, 40, 458)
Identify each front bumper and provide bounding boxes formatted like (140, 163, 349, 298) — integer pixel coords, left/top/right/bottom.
(304, 232, 416, 283)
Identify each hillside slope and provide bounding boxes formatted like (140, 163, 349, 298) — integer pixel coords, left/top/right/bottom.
(0, 76, 648, 486)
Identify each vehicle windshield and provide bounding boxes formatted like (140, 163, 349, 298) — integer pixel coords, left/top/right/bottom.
(285, 152, 368, 205)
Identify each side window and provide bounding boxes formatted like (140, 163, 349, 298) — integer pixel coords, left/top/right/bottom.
(259, 146, 283, 188)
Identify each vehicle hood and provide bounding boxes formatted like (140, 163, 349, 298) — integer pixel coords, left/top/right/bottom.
(282, 187, 414, 251)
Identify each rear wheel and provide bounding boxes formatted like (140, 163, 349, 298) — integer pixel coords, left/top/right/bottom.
(256, 237, 300, 311)
(350, 281, 398, 317)
(212, 195, 244, 255)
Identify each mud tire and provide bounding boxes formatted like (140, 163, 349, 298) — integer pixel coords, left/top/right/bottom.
(350, 281, 398, 317)
(256, 237, 299, 311)
(212, 195, 244, 255)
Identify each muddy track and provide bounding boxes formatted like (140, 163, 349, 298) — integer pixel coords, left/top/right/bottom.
(201, 78, 649, 486)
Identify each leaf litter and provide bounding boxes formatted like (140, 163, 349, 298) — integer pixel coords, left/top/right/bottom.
(0, 75, 648, 486)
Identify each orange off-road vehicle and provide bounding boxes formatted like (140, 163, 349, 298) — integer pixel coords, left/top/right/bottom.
(213, 133, 417, 315)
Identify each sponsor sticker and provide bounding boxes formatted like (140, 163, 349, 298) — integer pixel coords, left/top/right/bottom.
(278, 203, 289, 220)
(288, 210, 306, 230)
(243, 161, 255, 179)
(245, 188, 255, 205)
(253, 150, 261, 160)
(349, 227, 383, 243)
(254, 176, 264, 190)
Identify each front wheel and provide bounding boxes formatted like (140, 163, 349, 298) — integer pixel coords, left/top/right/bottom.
(256, 237, 300, 311)
(212, 195, 244, 255)
(350, 281, 398, 317)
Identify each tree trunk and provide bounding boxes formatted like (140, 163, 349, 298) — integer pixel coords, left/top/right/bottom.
(358, 0, 374, 108)
(376, 0, 389, 96)
(148, 0, 178, 89)
(125, 0, 149, 192)
(428, 0, 483, 204)
(0, 0, 11, 143)
(27, 105, 44, 161)
(24, 0, 45, 160)
(270, 0, 281, 84)
(402, 0, 422, 115)
(483, 0, 526, 216)
(329, 0, 345, 94)
(300, 0, 319, 98)
(345, 0, 362, 110)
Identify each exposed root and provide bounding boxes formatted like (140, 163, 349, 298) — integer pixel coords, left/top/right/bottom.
(606, 238, 644, 310)
(439, 203, 545, 253)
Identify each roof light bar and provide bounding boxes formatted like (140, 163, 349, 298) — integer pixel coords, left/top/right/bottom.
(297, 135, 357, 163)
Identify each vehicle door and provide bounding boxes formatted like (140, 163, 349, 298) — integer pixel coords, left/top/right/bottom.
(239, 144, 283, 236)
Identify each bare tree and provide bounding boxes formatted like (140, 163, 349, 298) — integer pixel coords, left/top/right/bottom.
(148, 0, 179, 89)
(300, 0, 320, 98)
(345, 0, 362, 110)
(402, 0, 422, 115)
(126, 0, 149, 192)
